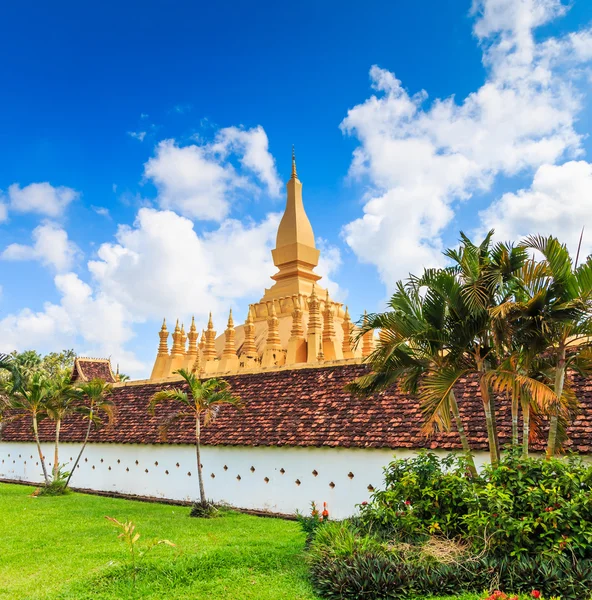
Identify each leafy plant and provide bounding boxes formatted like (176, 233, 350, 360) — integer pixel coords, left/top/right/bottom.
(464, 451, 592, 558)
(36, 465, 71, 496)
(358, 452, 474, 541)
(105, 516, 176, 588)
(297, 501, 329, 546)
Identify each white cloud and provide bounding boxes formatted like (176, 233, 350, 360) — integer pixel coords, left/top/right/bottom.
(316, 238, 344, 300)
(0, 273, 145, 376)
(144, 140, 247, 221)
(88, 207, 280, 322)
(128, 131, 147, 142)
(340, 0, 592, 289)
(144, 126, 280, 222)
(480, 160, 592, 258)
(3, 182, 79, 217)
(0, 203, 7, 223)
(92, 205, 111, 218)
(1, 222, 80, 272)
(211, 126, 282, 197)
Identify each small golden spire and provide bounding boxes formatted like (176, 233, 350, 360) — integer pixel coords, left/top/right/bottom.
(187, 317, 198, 359)
(203, 313, 217, 361)
(222, 308, 237, 359)
(291, 145, 297, 179)
(160, 318, 167, 331)
(266, 301, 281, 349)
(317, 338, 324, 362)
(342, 306, 354, 357)
(242, 305, 258, 358)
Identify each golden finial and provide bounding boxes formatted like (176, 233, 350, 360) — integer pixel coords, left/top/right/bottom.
(190, 315, 196, 332)
(174, 319, 180, 332)
(160, 318, 167, 331)
(291, 145, 297, 179)
(227, 308, 234, 328)
(207, 312, 214, 329)
(344, 305, 350, 320)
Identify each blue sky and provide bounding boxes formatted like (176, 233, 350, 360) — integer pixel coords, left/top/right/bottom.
(1, 0, 592, 376)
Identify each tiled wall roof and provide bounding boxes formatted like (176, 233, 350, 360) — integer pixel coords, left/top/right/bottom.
(71, 358, 116, 383)
(3, 364, 592, 452)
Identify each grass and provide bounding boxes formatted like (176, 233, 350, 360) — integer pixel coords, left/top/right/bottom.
(0, 482, 493, 600)
(0, 482, 316, 600)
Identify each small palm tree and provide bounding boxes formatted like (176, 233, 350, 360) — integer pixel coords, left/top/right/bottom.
(348, 281, 478, 477)
(66, 378, 114, 488)
(46, 373, 82, 480)
(519, 235, 592, 457)
(10, 372, 52, 485)
(0, 353, 20, 441)
(149, 369, 243, 508)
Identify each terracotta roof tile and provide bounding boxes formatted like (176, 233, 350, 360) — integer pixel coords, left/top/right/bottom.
(3, 363, 592, 452)
(71, 358, 116, 384)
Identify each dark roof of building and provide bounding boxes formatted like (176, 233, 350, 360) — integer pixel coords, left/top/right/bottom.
(3, 363, 592, 452)
(71, 358, 117, 384)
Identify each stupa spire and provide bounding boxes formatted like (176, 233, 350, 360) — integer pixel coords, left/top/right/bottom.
(291, 145, 297, 179)
(263, 151, 321, 301)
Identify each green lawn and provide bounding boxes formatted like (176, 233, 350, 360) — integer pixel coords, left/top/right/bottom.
(0, 482, 486, 600)
(0, 482, 317, 600)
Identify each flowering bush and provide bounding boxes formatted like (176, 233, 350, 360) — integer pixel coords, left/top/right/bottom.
(297, 501, 329, 546)
(357, 452, 473, 541)
(464, 452, 592, 558)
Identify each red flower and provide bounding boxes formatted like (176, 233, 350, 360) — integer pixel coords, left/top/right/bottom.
(531, 590, 541, 599)
(405, 500, 411, 505)
(361, 501, 368, 506)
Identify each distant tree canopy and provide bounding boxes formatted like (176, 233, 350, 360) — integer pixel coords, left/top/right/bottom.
(0, 350, 77, 383)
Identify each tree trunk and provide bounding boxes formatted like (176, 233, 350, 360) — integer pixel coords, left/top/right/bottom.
(547, 344, 566, 459)
(480, 376, 500, 467)
(521, 395, 530, 458)
(32, 415, 50, 485)
(53, 418, 61, 480)
(511, 383, 519, 447)
(450, 390, 478, 477)
(195, 415, 206, 504)
(65, 406, 94, 488)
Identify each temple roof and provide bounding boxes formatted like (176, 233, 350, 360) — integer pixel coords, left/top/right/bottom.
(71, 358, 117, 384)
(4, 363, 592, 453)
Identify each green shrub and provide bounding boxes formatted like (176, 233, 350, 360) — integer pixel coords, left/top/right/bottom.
(308, 523, 592, 599)
(308, 452, 592, 599)
(189, 500, 218, 518)
(464, 452, 592, 558)
(357, 452, 474, 541)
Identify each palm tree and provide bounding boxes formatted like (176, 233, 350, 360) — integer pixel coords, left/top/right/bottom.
(149, 370, 243, 506)
(348, 281, 478, 477)
(46, 373, 82, 480)
(518, 236, 592, 457)
(0, 353, 20, 441)
(355, 232, 557, 468)
(10, 372, 52, 485)
(65, 378, 114, 488)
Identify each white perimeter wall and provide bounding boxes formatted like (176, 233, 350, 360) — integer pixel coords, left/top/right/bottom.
(0, 442, 491, 519)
